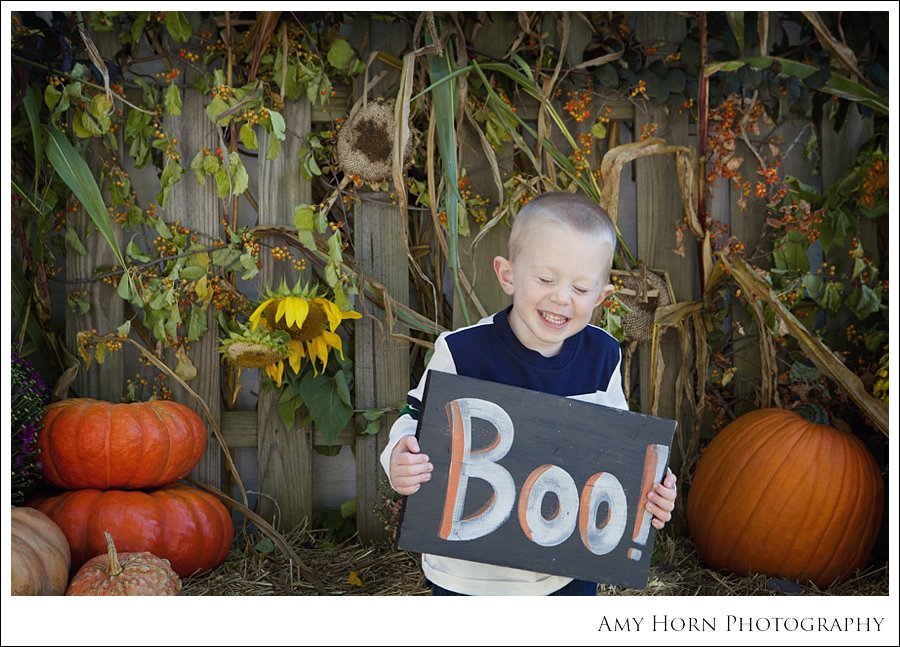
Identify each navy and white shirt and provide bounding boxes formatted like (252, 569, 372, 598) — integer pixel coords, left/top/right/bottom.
(380, 307, 628, 595)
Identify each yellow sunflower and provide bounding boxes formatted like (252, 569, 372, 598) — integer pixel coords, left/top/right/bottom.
(249, 283, 361, 385)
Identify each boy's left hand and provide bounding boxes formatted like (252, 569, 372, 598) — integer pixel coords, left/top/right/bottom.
(646, 468, 677, 530)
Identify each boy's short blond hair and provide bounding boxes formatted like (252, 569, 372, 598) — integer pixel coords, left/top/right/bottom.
(509, 192, 617, 274)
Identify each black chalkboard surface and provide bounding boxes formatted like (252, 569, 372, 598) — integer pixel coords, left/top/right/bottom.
(398, 371, 677, 589)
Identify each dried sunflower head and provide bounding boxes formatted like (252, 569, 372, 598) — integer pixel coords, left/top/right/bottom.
(617, 269, 671, 344)
(336, 98, 414, 183)
(220, 325, 290, 370)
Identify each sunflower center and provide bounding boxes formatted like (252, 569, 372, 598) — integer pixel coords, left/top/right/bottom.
(266, 300, 327, 342)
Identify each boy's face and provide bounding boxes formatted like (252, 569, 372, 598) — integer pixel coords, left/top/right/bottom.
(494, 221, 614, 357)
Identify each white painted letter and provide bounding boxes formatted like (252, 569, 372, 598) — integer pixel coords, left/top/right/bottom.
(579, 472, 627, 555)
(517, 465, 579, 546)
(439, 398, 515, 541)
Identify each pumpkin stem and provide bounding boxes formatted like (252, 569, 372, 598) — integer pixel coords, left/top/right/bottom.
(104, 532, 124, 577)
(791, 402, 831, 425)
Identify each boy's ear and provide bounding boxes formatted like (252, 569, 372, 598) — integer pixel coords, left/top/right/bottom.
(493, 256, 515, 296)
(595, 283, 615, 306)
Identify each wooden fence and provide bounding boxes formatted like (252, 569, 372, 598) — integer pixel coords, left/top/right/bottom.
(58, 13, 877, 542)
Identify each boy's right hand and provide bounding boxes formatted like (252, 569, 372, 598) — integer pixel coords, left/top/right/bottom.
(389, 435, 433, 495)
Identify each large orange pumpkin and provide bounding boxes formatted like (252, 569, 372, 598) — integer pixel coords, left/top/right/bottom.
(11, 506, 71, 595)
(39, 398, 208, 490)
(687, 408, 884, 588)
(29, 483, 233, 578)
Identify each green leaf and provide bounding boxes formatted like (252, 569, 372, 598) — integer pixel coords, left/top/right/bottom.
(340, 498, 357, 519)
(590, 121, 607, 140)
(327, 38, 354, 71)
(597, 63, 619, 88)
(821, 280, 844, 314)
(190, 150, 205, 184)
(848, 284, 882, 319)
(802, 273, 823, 300)
(89, 92, 113, 120)
(726, 12, 745, 54)
(240, 122, 258, 150)
(203, 153, 220, 176)
(230, 154, 249, 196)
(187, 305, 208, 341)
(268, 110, 286, 140)
(277, 384, 304, 429)
(164, 83, 183, 116)
(772, 235, 810, 272)
(126, 238, 152, 263)
(64, 226, 87, 255)
(44, 126, 130, 289)
(215, 164, 230, 198)
(255, 536, 275, 554)
(132, 11, 149, 45)
(334, 369, 352, 408)
(206, 96, 230, 124)
(116, 272, 132, 300)
(294, 204, 316, 251)
(790, 361, 821, 383)
(298, 372, 354, 445)
(165, 11, 192, 42)
(157, 159, 184, 208)
(24, 86, 44, 184)
(266, 136, 281, 161)
(44, 83, 61, 111)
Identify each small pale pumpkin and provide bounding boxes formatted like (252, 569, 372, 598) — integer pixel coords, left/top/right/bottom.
(687, 408, 884, 587)
(39, 398, 207, 490)
(66, 532, 181, 595)
(11, 506, 72, 595)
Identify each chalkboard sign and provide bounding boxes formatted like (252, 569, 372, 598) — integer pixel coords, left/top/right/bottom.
(398, 371, 677, 589)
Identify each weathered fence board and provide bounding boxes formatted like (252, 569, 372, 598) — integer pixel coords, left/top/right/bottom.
(354, 194, 410, 542)
(66, 31, 123, 403)
(256, 98, 313, 530)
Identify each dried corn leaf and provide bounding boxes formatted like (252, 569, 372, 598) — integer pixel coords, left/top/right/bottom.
(599, 138, 699, 237)
(801, 12, 865, 85)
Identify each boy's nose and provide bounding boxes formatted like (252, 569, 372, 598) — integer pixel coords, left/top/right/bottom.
(550, 287, 571, 305)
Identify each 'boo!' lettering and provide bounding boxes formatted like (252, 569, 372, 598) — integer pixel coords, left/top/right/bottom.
(437, 397, 669, 560)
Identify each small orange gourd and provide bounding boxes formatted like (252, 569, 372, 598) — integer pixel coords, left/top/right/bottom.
(66, 532, 181, 595)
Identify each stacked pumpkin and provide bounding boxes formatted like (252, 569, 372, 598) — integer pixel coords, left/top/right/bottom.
(28, 399, 233, 587)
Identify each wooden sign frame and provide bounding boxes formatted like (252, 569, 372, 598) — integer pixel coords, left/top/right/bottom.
(398, 371, 677, 589)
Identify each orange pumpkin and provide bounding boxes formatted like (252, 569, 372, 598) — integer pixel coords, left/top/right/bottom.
(30, 483, 233, 578)
(39, 398, 207, 490)
(67, 532, 181, 596)
(11, 507, 71, 595)
(687, 408, 884, 587)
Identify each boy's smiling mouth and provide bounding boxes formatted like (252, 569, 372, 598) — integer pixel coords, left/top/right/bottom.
(539, 310, 569, 326)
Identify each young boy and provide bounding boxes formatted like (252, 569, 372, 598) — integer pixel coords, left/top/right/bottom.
(380, 191, 677, 595)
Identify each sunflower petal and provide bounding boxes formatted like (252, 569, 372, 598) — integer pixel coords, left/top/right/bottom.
(266, 360, 284, 388)
(249, 298, 274, 330)
(341, 308, 362, 321)
(288, 340, 304, 373)
(286, 296, 310, 329)
(322, 330, 344, 359)
(318, 298, 342, 331)
(276, 298, 288, 325)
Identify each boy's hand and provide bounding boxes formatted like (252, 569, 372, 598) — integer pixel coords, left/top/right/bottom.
(647, 468, 677, 530)
(389, 435, 434, 496)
